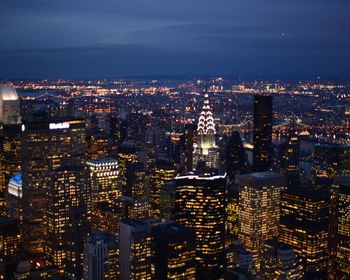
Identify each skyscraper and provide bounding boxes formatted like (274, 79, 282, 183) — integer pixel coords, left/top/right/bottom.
(0, 85, 21, 125)
(64, 205, 91, 280)
(159, 181, 177, 220)
(253, 95, 273, 172)
(284, 131, 299, 186)
(86, 134, 109, 160)
(226, 131, 245, 180)
(1, 124, 22, 183)
(0, 216, 21, 259)
(334, 175, 350, 279)
(150, 161, 177, 216)
(0, 151, 6, 216)
(8, 173, 23, 225)
(226, 184, 239, 247)
(125, 161, 147, 199)
(87, 158, 121, 205)
(21, 118, 86, 254)
(312, 143, 350, 188)
(193, 94, 219, 171)
(116, 145, 138, 189)
(83, 229, 118, 280)
(119, 219, 152, 280)
(175, 174, 226, 279)
(183, 123, 196, 173)
(280, 185, 330, 277)
(237, 172, 285, 269)
(45, 166, 90, 275)
(153, 223, 196, 280)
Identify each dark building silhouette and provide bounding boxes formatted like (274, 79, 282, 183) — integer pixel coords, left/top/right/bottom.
(285, 131, 300, 186)
(253, 95, 273, 172)
(226, 131, 245, 179)
(183, 123, 196, 173)
(153, 223, 196, 280)
(64, 206, 91, 280)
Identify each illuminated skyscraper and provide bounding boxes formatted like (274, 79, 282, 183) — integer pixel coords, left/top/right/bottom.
(226, 184, 239, 247)
(193, 94, 219, 171)
(119, 219, 152, 280)
(86, 134, 109, 160)
(1, 124, 22, 183)
(312, 143, 350, 188)
(260, 239, 304, 280)
(334, 175, 350, 279)
(237, 172, 285, 269)
(87, 158, 121, 205)
(0, 151, 6, 216)
(175, 174, 226, 279)
(226, 131, 245, 180)
(45, 166, 90, 275)
(91, 201, 124, 236)
(8, 174, 23, 224)
(0, 85, 21, 125)
(21, 118, 86, 254)
(150, 161, 177, 216)
(280, 185, 330, 277)
(153, 223, 196, 280)
(1, 124, 21, 219)
(125, 161, 147, 199)
(253, 95, 273, 172)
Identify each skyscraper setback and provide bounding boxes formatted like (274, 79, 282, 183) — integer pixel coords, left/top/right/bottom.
(253, 95, 273, 172)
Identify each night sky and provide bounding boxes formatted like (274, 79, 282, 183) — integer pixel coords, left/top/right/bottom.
(1, 0, 349, 79)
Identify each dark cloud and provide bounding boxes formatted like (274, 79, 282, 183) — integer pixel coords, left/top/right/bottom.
(1, 0, 349, 78)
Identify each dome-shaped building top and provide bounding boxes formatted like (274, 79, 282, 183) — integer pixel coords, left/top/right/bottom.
(0, 84, 21, 124)
(0, 84, 19, 101)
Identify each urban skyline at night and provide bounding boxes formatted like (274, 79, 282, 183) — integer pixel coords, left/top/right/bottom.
(1, 1, 350, 280)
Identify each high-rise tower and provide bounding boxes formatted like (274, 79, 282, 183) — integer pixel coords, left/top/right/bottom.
(253, 95, 273, 172)
(175, 174, 226, 279)
(237, 171, 285, 270)
(193, 94, 219, 171)
(280, 185, 330, 277)
(334, 175, 350, 279)
(21, 118, 86, 254)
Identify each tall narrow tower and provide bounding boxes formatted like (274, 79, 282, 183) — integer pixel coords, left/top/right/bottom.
(253, 95, 273, 172)
(193, 94, 219, 171)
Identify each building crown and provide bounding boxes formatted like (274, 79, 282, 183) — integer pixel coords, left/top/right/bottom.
(197, 94, 216, 135)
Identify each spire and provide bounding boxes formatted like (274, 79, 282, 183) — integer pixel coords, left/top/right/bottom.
(197, 94, 216, 135)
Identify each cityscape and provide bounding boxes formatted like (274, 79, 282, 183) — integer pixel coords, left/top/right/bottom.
(0, 77, 349, 279)
(1, 0, 350, 279)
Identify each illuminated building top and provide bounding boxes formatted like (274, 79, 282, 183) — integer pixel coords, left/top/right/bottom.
(197, 94, 216, 135)
(0, 85, 18, 101)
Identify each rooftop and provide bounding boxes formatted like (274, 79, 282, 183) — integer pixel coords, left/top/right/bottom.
(0, 85, 18, 101)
